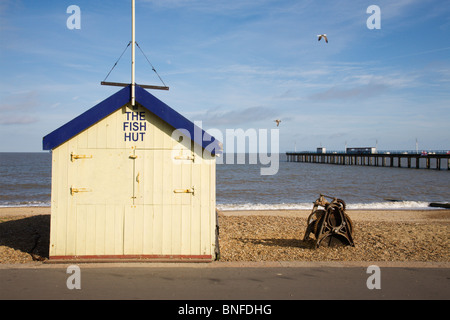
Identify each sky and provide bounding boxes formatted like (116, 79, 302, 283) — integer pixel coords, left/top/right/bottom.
(0, 0, 449, 153)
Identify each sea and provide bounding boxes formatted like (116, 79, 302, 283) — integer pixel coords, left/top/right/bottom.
(0, 152, 449, 210)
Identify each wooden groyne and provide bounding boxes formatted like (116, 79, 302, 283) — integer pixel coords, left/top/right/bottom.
(286, 151, 450, 170)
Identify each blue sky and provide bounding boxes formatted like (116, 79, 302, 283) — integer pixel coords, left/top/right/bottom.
(1, 0, 449, 152)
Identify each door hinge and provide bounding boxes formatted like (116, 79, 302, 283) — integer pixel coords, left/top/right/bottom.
(70, 186, 92, 195)
(174, 152, 195, 161)
(71, 152, 93, 162)
(173, 186, 195, 195)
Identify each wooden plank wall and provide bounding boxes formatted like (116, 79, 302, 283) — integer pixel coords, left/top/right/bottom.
(49, 103, 216, 259)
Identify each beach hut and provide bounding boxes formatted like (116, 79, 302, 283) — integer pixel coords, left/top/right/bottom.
(42, 85, 222, 261)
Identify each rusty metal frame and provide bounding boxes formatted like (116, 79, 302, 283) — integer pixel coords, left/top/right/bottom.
(303, 194, 354, 248)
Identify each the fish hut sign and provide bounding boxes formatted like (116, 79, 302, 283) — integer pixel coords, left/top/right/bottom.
(43, 85, 222, 261)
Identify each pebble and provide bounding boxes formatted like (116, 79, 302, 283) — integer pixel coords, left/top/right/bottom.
(1, 213, 449, 264)
(217, 215, 450, 262)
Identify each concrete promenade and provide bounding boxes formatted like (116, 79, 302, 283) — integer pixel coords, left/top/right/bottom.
(1, 261, 449, 301)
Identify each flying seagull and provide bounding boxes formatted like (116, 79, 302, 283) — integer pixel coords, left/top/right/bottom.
(317, 34, 328, 43)
(274, 119, 281, 127)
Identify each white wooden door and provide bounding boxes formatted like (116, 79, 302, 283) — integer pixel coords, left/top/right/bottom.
(122, 148, 194, 256)
(71, 148, 134, 205)
(133, 149, 194, 206)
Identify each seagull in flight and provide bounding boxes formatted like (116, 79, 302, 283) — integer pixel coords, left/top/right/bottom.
(317, 34, 328, 43)
(274, 119, 281, 127)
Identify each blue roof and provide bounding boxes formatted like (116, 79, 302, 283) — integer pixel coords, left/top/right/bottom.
(42, 85, 222, 155)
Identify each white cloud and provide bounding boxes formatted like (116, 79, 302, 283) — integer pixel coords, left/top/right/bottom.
(0, 91, 39, 111)
(0, 116, 38, 125)
(197, 105, 279, 127)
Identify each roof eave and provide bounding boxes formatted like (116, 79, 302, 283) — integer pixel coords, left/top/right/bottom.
(42, 85, 222, 155)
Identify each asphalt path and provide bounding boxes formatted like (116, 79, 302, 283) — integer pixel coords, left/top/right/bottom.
(1, 261, 449, 302)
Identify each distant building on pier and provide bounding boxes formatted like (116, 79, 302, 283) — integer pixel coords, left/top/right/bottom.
(346, 147, 376, 154)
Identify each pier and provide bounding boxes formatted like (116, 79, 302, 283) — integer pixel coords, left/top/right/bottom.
(286, 151, 450, 170)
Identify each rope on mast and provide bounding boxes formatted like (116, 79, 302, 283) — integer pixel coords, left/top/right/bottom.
(136, 42, 168, 88)
(103, 41, 132, 82)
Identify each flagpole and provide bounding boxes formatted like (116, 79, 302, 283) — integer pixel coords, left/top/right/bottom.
(131, 0, 136, 107)
(101, 0, 169, 92)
